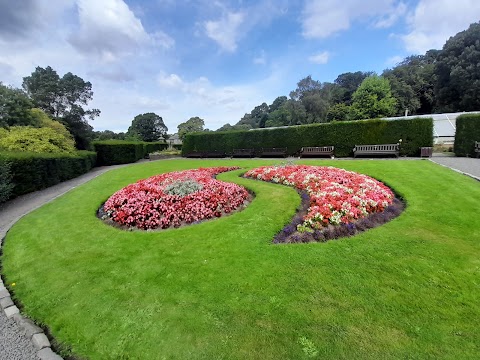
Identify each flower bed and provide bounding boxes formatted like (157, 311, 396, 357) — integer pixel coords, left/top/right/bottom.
(102, 167, 249, 229)
(244, 165, 398, 239)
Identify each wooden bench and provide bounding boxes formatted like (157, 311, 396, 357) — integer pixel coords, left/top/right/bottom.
(185, 151, 205, 158)
(232, 148, 255, 158)
(475, 141, 480, 158)
(204, 150, 226, 158)
(260, 147, 287, 158)
(353, 143, 400, 158)
(300, 146, 334, 158)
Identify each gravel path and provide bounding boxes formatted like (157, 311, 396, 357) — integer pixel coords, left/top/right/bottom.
(0, 156, 477, 360)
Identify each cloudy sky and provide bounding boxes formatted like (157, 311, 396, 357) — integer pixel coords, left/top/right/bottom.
(0, 0, 479, 133)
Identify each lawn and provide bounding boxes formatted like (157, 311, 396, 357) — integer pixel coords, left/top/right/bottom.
(2, 159, 479, 359)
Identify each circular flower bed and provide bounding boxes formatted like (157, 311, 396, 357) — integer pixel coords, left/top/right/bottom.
(244, 165, 400, 241)
(102, 167, 250, 230)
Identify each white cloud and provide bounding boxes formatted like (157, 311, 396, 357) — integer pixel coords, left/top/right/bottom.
(308, 51, 331, 64)
(386, 55, 404, 67)
(253, 50, 267, 65)
(301, 0, 405, 39)
(68, 0, 173, 61)
(204, 11, 245, 52)
(401, 0, 480, 54)
(374, 2, 407, 29)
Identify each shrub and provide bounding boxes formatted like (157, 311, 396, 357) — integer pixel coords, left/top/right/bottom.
(183, 118, 433, 157)
(454, 114, 480, 156)
(0, 158, 14, 203)
(0, 150, 96, 199)
(93, 140, 146, 165)
(0, 126, 76, 153)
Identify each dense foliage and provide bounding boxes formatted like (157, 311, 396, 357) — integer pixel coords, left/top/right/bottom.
(453, 114, 480, 156)
(184, 118, 433, 157)
(177, 116, 205, 140)
(216, 22, 480, 131)
(93, 140, 168, 165)
(0, 158, 14, 203)
(0, 126, 76, 153)
(127, 113, 168, 142)
(0, 150, 96, 199)
(22, 66, 99, 149)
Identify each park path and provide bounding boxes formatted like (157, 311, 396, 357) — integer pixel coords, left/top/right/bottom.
(0, 156, 478, 359)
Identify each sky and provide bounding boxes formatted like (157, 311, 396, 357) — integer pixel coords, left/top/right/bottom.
(1, 0, 479, 133)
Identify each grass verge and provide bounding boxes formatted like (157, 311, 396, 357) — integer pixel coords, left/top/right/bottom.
(2, 158, 480, 359)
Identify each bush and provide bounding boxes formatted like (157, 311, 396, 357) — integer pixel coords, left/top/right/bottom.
(183, 118, 433, 157)
(0, 126, 76, 153)
(454, 114, 480, 156)
(0, 151, 97, 199)
(93, 140, 146, 165)
(0, 158, 14, 203)
(143, 142, 168, 156)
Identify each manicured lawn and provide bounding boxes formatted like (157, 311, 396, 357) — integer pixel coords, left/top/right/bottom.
(2, 159, 479, 359)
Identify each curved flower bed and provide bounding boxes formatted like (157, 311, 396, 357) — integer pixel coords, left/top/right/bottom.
(244, 165, 395, 232)
(103, 167, 249, 229)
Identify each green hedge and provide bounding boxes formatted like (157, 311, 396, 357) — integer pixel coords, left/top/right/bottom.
(0, 150, 97, 200)
(183, 118, 433, 157)
(144, 142, 168, 155)
(93, 141, 168, 165)
(454, 114, 480, 157)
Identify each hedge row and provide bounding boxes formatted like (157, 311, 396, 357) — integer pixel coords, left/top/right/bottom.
(0, 150, 97, 200)
(93, 141, 169, 165)
(183, 118, 433, 157)
(454, 114, 480, 157)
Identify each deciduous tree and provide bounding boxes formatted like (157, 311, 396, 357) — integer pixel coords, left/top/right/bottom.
(127, 113, 168, 142)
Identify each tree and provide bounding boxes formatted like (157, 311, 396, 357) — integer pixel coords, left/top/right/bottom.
(333, 71, 374, 104)
(383, 52, 438, 115)
(22, 66, 100, 149)
(350, 76, 397, 120)
(434, 22, 480, 112)
(127, 113, 168, 142)
(326, 103, 350, 121)
(0, 83, 35, 127)
(177, 116, 205, 140)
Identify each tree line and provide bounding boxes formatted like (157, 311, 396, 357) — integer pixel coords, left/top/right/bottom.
(217, 22, 480, 131)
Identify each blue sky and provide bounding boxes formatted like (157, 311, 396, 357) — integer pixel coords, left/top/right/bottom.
(1, 0, 479, 133)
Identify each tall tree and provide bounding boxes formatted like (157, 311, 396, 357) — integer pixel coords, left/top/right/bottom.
(177, 116, 205, 140)
(333, 71, 374, 104)
(22, 66, 100, 149)
(0, 83, 35, 127)
(383, 52, 438, 115)
(434, 22, 480, 112)
(127, 113, 168, 142)
(350, 75, 397, 120)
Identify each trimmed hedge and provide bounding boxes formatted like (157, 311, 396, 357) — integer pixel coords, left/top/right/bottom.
(0, 151, 97, 200)
(93, 141, 168, 165)
(183, 118, 433, 157)
(454, 114, 480, 157)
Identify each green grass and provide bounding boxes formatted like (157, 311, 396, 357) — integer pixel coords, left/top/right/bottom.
(2, 159, 480, 359)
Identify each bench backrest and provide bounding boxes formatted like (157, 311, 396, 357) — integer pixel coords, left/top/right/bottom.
(354, 144, 399, 151)
(262, 147, 287, 152)
(301, 146, 334, 153)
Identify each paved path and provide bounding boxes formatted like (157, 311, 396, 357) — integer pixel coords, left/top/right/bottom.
(430, 153, 480, 180)
(0, 156, 478, 359)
